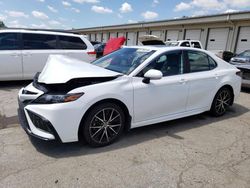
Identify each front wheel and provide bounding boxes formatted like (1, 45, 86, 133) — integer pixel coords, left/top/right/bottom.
(83, 103, 125, 147)
(210, 87, 233, 117)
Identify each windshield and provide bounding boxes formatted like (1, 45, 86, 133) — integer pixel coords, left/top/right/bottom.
(165, 41, 179, 46)
(239, 51, 250, 58)
(91, 48, 155, 75)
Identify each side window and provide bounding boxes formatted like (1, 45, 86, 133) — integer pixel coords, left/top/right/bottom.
(23, 34, 57, 49)
(191, 42, 201, 49)
(180, 42, 190, 47)
(138, 51, 183, 77)
(186, 51, 216, 73)
(58, 36, 87, 50)
(208, 56, 217, 70)
(0, 33, 19, 50)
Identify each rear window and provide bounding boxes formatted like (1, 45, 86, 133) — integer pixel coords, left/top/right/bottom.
(58, 36, 87, 50)
(180, 42, 190, 47)
(191, 42, 201, 49)
(23, 33, 57, 49)
(0, 33, 19, 50)
(186, 50, 217, 73)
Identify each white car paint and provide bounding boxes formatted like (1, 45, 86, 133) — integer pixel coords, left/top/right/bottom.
(38, 55, 121, 84)
(0, 29, 95, 81)
(18, 46, 241, 143)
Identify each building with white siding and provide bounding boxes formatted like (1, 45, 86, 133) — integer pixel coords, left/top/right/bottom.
(72, 11, 250, 53)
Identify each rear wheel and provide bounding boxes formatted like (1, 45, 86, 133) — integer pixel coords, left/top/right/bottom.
(83, 103, 125, 147)
(210, 87, 233, 117)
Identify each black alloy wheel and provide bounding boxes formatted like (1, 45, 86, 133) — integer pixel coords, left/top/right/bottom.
(210, 87, 233, 116)
(83, 103, 125, 147)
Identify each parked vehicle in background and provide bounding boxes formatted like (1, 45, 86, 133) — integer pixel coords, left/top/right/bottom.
(0, 29, 95, 81)
(94, 43, 106, 58)
(18, 46, 241, 147)
(90, 41, 101, 46)
(103, 37, 126, 56)
(138, 35, 165, 45)
(138, 35, 203, 49)
(229, 50, 250, 88)
(212, 50, 235, 62)
(165, 40, 203, 49)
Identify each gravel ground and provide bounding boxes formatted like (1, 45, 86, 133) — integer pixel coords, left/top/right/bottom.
(0, 81, 250, 188)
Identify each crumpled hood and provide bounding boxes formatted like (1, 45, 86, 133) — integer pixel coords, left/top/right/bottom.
(38, 55, 121, 84)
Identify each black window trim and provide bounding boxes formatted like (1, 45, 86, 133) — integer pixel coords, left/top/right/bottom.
(0, 32, 22, 50)
(21, 33, 58, 50)
(135, 49, 185, 77)
(57, 35, 87, 50)
(183, 49, 218, 74)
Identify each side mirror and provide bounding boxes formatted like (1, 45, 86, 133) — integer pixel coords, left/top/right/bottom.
(143, 69, 163, 84)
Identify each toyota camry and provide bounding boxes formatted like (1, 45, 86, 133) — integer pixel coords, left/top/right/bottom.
(18, 46, 241, 147)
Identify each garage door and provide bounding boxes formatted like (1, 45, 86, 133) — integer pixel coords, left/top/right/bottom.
(127, 32, 137, 46)
(90, 33, 95, 41)
(207, 28, 229, 51)
(110, 32, 117, 38)
(96, 33, 102, 42)
(185, 29, 201, 40)
(166, 30, 179, 41)
(102, 33, 108, 42)
(151, 30, 164, 40)
(118, 32, 126, 37)
(236, 26, 250, 53)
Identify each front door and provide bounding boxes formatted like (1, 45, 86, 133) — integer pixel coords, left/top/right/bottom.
(132, 50, 189, 124)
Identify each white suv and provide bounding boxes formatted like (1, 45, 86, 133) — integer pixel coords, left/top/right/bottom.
(0, 29, 96, 81)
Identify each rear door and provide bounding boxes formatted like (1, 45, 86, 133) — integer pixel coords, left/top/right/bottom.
(183, 50, 218, 111)
(21, 33, 58, 79)
(57, 35, 95, 62)
(0, 32, 22, 80)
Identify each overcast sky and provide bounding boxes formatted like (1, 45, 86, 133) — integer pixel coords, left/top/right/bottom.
(0, 0, 250, 29)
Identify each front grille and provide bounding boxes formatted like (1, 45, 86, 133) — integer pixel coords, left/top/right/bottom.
(27, 110, 53, 134)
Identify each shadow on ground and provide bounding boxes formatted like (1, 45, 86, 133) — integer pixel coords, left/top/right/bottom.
(29, 103, 249, 158)
(0, 80, 31, 90)
(0, 114, 19, 129)
(0, 80, 31, 129)
(241, 87, 250, 94)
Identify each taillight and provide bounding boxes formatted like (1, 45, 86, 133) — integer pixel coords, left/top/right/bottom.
(236, 71, 242, 77)
(87, 51, 96, 55)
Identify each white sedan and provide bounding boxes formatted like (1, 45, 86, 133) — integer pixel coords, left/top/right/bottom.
(18, 46, 241, 147)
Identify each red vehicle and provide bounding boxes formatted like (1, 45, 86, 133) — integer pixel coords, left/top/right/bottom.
(103, 37, 126, 55)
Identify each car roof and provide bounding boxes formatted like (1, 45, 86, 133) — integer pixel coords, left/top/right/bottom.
(0, 28, 84, 37)
(123, 45, 206, 53)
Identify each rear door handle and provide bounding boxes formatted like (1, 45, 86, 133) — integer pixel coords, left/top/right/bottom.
(214, 74, 219, 79)
(10, 53, 20, 57)
(23, 52, 32, 56)
(179, 78, 187, 84)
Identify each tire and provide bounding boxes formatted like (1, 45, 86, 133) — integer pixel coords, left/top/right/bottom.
(210, 87, 233, 117)
(83, 102, 125, 147)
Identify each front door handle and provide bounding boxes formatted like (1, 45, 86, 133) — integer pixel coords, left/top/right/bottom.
(179, 78, 187, 84)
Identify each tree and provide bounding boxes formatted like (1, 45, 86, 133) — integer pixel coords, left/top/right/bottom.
(0, 21, 6, 28)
